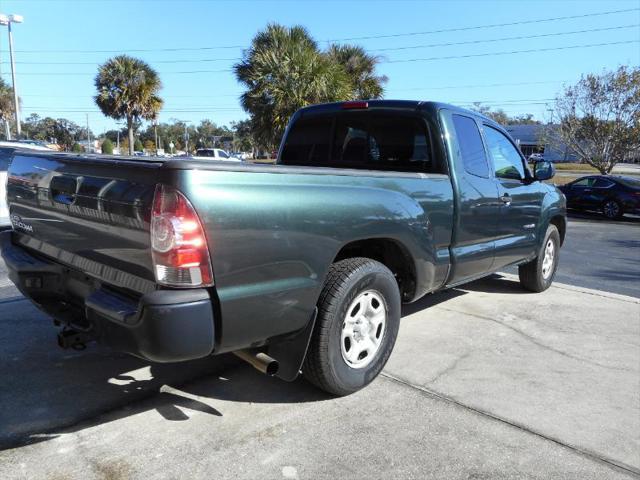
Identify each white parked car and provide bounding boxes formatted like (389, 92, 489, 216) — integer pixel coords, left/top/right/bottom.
(1, 141, 54, 228)
(193, 148, 242, 162)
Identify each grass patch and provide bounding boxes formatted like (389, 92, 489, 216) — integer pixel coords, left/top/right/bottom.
(545, 176, 579, 186)
(552, 163, 598, 172)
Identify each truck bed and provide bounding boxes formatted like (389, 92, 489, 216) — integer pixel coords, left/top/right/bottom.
(6, 150, 454, 354)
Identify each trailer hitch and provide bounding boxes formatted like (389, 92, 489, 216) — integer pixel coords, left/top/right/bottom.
(57, 327, 95, 350)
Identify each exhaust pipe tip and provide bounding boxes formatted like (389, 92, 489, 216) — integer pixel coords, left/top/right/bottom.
(234, 349, 279, 376)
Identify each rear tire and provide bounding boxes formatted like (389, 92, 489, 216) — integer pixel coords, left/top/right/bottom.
(303, 257, 401, 396)
(518, 225, 560, 293)
(602, 199, 623, 219)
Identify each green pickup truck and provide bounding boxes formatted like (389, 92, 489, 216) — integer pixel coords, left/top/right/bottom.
(1, 100, 566, 395)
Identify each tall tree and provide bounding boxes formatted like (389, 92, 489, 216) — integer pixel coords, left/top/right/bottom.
(94, 55, 163, 155)
(0, 77, 17, 140)
(472, 103, 540, 125)
(553, 66, 639, 174)
(234, 24, 352, 148)
(326, 44, 387, 100)
(21, 114, 91, 151)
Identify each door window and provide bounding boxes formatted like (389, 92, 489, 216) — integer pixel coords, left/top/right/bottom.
(483, 126, 525, 181)
(451, 114, 489, 178)
(593, 178, 614, 188)
(572, 177, 596, 188)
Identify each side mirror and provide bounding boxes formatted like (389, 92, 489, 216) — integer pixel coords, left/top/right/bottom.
(533, 160, 555, 181)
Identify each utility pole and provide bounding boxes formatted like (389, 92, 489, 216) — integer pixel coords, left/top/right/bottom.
(0, 14, 24, 138)
(86, 113, 90, 144)
(153, 118, 158, 154)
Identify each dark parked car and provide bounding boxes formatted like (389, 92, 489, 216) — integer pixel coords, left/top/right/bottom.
(558, 175, 640, 219)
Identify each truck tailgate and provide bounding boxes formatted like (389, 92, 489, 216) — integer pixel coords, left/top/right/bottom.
(6, 152, 163, 295)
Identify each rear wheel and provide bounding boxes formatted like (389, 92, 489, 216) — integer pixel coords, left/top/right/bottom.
(602, 199, 623, 219)
(518, 225, 560, 293)
(303, 257, 401, 396)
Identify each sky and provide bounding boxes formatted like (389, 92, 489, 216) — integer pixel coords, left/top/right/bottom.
(0, 0, 638, 136)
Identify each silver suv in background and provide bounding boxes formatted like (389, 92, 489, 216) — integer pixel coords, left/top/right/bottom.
(193, 148, 242, 162)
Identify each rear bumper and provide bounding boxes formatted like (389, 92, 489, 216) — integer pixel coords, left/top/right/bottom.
(0, 231, 215, 362)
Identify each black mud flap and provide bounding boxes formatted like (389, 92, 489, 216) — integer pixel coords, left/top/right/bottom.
(269, 307, 317, 382)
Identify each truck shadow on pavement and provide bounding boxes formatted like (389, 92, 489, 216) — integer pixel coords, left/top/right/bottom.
(0, 274, 525, 451)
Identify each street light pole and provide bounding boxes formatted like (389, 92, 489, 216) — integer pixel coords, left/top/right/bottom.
(1, 14, 24, 138)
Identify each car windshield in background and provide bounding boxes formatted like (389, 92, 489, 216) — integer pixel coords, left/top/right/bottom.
(616, 176, 640, 189)
(281, 111, 435, 173)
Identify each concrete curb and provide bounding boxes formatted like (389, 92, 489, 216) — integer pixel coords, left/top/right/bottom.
(497, 272, 640, 304)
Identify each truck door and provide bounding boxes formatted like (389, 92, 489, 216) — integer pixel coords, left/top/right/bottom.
(482, 125, 544, 270)
(443, 112, 501, 284)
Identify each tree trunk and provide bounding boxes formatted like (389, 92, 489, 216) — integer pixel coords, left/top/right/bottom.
(127, 116, 134, 156)
(4, 119, 11, 141)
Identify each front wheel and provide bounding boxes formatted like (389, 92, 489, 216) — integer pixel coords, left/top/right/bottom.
(518, 225, 560, 293)
(303, 257, 401, 396)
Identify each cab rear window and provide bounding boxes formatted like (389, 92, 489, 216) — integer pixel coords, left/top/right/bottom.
(280, 111, 437, 173)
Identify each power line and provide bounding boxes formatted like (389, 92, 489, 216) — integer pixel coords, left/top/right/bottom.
(4, 24, 637, 66)
(18, 80, 572, 99)
(326, 7, 640, 41)
(4, 7, 638, 54)
(385, 40, 640, 64)
(371, 24, 640, 52)
(21, 99, 557, 114)
(389, 80, 568, 92)
(3, 39, 637, 76)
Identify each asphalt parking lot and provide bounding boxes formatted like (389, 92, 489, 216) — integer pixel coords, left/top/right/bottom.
(0, 216, 638, 479)
(506, 212, 640, 298)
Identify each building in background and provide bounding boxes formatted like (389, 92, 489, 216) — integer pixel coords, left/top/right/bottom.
(78, 139, 101, 154)
(505, 124, 578, 163)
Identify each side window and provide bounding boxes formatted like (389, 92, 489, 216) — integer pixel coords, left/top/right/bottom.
(593, 178, 614, 188)
(483, 126, 526, 181)
(451, 114, 489, 178)
(572, 178, 595, 188)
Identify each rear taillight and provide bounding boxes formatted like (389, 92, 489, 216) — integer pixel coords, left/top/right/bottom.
(151, 184, 214, 288)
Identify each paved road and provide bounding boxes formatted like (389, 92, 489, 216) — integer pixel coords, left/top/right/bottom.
(507, 212, 640, 298)
(0, 275, 638, 479)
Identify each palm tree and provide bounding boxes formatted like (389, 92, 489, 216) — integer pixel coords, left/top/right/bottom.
(234, 24, 351, 148)
(94, 55, 163, 155)
(326, 45, 387, 100)
(0, 78, 17, 140)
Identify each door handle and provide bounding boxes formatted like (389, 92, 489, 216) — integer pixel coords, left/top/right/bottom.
(500, 194, 511, 206)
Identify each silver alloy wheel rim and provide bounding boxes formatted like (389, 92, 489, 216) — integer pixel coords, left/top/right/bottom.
(604, 201, 619, 218)
(541, 239, 555, 280)
(341, 290, 387, 369)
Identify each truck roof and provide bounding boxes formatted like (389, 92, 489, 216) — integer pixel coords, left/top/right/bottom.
(295, 99, 497, 125)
